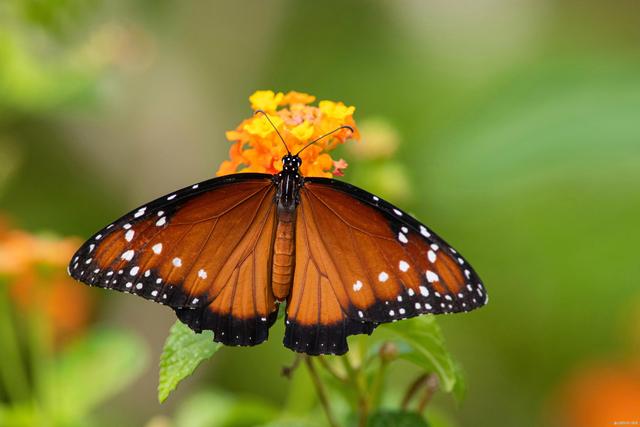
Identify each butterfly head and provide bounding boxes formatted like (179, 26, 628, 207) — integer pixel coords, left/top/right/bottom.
(282, 154, 302, 173)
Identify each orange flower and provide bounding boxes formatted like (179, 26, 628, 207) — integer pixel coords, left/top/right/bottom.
(217, 90, 360, 178)
(551, 362, 640, 427)
(0, 225, 94, 344)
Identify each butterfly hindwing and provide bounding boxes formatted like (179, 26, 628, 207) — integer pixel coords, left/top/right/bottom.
(283, 178, 487, 355)
(69, 173, 280, 346)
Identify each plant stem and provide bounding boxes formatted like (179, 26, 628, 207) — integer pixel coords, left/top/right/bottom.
(341, 355, 369, 427)
(402, 374, 428, 410)
(282, 354, 302, 379)
(305, 357, 340, 427)
(368, 358, 388, 411)
(402, 373, 438, 412)
(0, 284, 30, 402)
(417, 374, 439, 413)
(28, 311, 53, 419)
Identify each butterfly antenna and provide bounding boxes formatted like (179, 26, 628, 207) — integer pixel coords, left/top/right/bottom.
(294, 125, 354, 156)
(255, 109, 290, 154)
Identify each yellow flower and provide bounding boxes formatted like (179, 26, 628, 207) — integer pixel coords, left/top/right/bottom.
(290, 121, 314, 142)
(319, 100, 356, 120)
(243, 114, 283, 139)
(249, 90, 284, 112)
(218, 90, 359, 177)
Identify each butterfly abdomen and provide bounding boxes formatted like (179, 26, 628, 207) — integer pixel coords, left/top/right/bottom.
(272, 211, 296, 300)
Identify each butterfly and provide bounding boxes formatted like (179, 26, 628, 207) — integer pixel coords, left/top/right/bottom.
(68, 114, 487, 355)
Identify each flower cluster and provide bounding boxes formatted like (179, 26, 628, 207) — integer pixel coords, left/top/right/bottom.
(217, 90, 360, 178)
(0, 220, 93, 344)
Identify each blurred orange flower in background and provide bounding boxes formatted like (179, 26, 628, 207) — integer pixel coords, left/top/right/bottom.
(0, 219, 94, 344)
(217, 90, 360, 178)
(552, 362, 640, 427)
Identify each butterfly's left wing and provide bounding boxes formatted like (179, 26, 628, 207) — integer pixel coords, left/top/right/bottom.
(284, 178, 488, 355)
(69, 173, 280, 346)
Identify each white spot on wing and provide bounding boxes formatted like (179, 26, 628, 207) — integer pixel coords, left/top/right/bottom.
(399, 260, 410, 272)
(428, 250, 437, 263)
(129, 266, 139, 276)
(393, 209, 403, 216)
(134, 207, 146, 218)
(152, 243, 163, 254)
(172, 257, 182, 267)
(378, 271, 389, 282)
(125, 229, 135, 242)
(198, 269, 208, 279)
(398, 232, 408, 244)
(426, 270, 439, 283)
(121, 250, 134, 261)
(167, 194, 177, 200)
(420, 226, 430, 238)
(419, 286, 429, 297)
(156, 217, 167, 227)
(353, 280, 363, 292)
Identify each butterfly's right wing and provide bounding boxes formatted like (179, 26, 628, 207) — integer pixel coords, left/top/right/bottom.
(68, 173, 280, 346)
(284, 178, 487, 355)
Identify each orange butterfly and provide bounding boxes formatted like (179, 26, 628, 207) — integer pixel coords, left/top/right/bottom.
(69, 118, 487, 355)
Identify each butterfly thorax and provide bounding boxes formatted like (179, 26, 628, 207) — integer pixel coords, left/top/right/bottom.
(274, 154, 303, 213)
(272, 155, 303, 300)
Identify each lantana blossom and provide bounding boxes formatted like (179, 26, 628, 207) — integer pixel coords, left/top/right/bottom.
(0, 220, 94, 344)
(217, 90, 360, 178)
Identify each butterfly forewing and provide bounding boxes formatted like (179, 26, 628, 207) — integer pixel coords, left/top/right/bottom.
(69, 173, 280, 346)
(283, 178, 487, 355)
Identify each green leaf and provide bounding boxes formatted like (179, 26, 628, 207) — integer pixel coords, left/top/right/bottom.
(367, 410, 429, 427)
(381, 317, 465, 400)
(51, 328, 147, 422)
(158, 320, 222, 403)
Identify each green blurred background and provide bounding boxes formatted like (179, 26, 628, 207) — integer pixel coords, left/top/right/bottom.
(1, 1, 640, 426)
